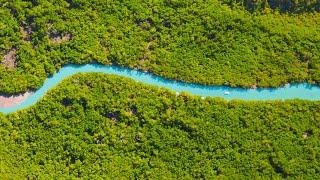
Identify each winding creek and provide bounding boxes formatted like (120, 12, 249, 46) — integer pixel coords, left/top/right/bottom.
(1, 64, 320, 114)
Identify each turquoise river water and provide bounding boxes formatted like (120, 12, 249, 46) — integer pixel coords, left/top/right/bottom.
(0, 64, 320, 114)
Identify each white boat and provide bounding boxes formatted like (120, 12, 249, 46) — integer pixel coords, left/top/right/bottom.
(224, 91, 230, 95)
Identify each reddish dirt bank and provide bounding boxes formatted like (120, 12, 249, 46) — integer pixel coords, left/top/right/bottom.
(0, 92, 33, 108)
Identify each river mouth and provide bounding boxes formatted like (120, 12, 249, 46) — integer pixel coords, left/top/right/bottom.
(0, 64, 320, 114)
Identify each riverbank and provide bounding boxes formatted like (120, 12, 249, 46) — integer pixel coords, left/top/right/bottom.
(0, 91, 33, 108)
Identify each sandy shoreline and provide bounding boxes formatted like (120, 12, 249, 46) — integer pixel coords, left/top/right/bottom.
(0, 92, 33, 108)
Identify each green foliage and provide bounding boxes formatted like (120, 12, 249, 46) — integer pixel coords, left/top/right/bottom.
(0, 1, 319, 178)
(0, 0, 320, 94)
(0, 74, 319, 178)
(224, 0, 320, 13)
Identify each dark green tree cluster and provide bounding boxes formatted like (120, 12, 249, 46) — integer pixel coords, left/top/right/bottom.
(0, 0, 320, 94)
(0, 74, 319, 178)
(224, 0, 320, 13)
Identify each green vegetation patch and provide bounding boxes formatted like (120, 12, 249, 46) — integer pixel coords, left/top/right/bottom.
(224, 0, 320, 13)
(0, 0, 320, 94)
(0, 73, 319, 178)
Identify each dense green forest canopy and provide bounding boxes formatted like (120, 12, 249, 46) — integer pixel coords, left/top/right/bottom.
(0, 73, 319, 178)
(0, 0, 320, 94)
(1, 1, 319, 178)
